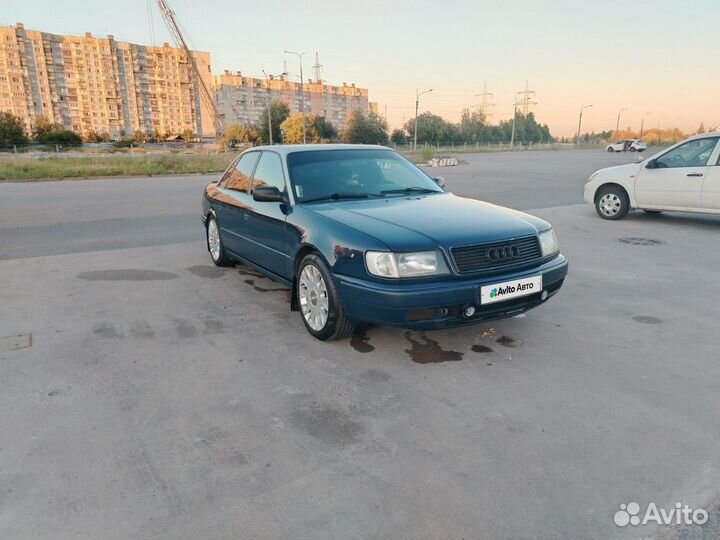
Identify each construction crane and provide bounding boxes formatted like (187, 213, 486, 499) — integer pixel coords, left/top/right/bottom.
(156, 0, 223, 133)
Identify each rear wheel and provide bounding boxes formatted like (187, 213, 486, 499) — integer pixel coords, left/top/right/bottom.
(297, 254, 354, 341)
(596, 186, 630, 220)
(607, 147, 615, 153)
(629, 146, 637, 152)
(207, 216, 232, 266)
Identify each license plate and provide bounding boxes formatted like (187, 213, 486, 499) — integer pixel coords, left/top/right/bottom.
(480, 275, 542, 305)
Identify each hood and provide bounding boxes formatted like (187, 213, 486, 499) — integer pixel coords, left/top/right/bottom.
(303, 193, 548, 251)
(592, 162, 644, 181)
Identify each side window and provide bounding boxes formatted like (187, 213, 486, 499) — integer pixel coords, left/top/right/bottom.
(217, 156, 240, 185)
(223, 152, 260, 193)
(251, 152, 286, 192)
(655, 138, 719, 169)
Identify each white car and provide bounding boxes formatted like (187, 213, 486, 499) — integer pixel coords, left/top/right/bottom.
(606, 139, 647, 153)
(585, 133, 720, 219)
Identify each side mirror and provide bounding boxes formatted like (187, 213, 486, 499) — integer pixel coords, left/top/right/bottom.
(253, 185, 284, 202)
(432, 176, 446, 188)
(645, 159, 657, 169)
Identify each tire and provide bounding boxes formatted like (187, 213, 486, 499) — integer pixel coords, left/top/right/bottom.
(595, 186, 630, 220)
(629, 147, 637, 152)
(296, 253, 354, 341)
(607, 147, 615, 153)
(643, 209, 663, 214)
(206, 215, 232, 266)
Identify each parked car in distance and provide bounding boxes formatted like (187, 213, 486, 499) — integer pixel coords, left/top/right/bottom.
(202, 145, 568, 340)
(585, 133, 720, 220)
(606, 139, 647, 153)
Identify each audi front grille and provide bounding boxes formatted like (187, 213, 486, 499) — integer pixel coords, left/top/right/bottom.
(450, 235, 543, 274)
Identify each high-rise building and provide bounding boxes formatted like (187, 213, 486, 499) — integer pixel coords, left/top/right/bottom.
(0, 23, 214, 139)
(214, 71, 376, 132)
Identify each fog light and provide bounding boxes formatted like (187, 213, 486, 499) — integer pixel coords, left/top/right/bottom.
(540, 290, 549, 301)
(463, 305, 476, 318)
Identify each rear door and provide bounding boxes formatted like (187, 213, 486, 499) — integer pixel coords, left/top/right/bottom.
(214, 151, 260, 256)
(701, 142, 720, 209)
(244, 151, 292, 279)
(635, 137, 719, 209)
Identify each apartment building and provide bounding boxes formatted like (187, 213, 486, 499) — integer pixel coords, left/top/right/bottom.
(0, 23, 214, 138)
(214, 71, 376, 131)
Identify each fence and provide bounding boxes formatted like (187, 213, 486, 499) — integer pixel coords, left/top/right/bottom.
(0, 141, 224, 155)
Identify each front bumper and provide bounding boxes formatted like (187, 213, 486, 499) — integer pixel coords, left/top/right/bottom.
(335, 255, 568, 329)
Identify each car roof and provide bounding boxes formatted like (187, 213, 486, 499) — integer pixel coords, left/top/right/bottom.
(242, 144, 393, 157)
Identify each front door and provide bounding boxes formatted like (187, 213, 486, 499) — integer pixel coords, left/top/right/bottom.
(635, 137, 719, 209)
(245, 151, 292, 279)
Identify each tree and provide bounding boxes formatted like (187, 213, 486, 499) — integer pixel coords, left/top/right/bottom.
(313, 116, 338, 142)
(280, 113, 320, 144)
(32, 115, 82, 146)
(221, 123, 260, 148)
(342, 111, 388, 145)
(0, 112, 29, 145)
(85, 130, 110, 143)
(403, 112, 449, 144)
(256, 100, 290, 144)
(33, 116, 61, 139)
(390, 129, 406, 144)
(459, 108, 487, 142)
(37, 130, 83, 146)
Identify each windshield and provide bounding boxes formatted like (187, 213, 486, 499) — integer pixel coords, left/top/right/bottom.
(286, 149, 443, 203)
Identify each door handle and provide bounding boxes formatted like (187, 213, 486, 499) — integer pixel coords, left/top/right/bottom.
(687, 173, 704, 177)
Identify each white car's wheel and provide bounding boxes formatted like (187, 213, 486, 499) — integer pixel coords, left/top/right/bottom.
(607, 147, 615, 153)
(596, 186, 630, 220)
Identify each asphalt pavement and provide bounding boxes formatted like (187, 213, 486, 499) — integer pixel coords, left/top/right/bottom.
(1, 148, 718, 540)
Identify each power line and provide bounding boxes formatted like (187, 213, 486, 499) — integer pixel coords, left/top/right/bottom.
(146, 0, 156, 46)
(476, 82, 494, 118)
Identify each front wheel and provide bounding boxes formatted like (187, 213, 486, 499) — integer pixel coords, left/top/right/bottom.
(596, 186, 630, 220)
(607, 147, 615, 153)
(297, 254, 354, 340)
(629, 147, 637, 152)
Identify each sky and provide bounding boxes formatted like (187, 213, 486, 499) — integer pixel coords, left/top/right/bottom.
(2, 0, 718, 137)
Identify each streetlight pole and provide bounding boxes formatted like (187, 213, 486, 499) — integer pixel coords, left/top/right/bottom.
(640, 112, 651, 139)
(616, 108, 628, 133)
(510, 101, 518, 146)
(414, 88, 433, 150)
(576, 104, 593, 144)
(261, 69, 287, 145)
(284, 50, 306, 144)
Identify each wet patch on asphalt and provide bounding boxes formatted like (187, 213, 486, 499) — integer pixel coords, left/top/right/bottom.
(289, 401, 364, 446)
(496, 335, 524, 348)
(187, 265, 226, 278)
(618, 237, 663, 246)
(350, 327, 375, 353)
(129, 320, 155, 339)
(359, 369, 391, 383)
(404, 332, 463, 364)
(77, 269, 178, 281)
(471, 344, 493, 353)
(92, 322, 124, 338)
(243, 278, 287, 293)
(632, 315, 663, 324)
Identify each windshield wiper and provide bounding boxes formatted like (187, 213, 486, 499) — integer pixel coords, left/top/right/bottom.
(300, 192, 373, 204)
(380, 187, 439, 195)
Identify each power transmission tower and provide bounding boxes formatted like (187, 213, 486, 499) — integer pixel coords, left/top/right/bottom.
(517, 80, 537, 115)
(476, 82, 494, 119)
(312, 52, 323, 84)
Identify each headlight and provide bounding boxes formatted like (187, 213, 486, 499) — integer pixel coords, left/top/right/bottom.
(365, 250, 449, 278)
(538, 228, 559, 257)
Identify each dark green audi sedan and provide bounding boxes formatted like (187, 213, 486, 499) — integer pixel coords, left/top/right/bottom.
(202, 144, 567, 340)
